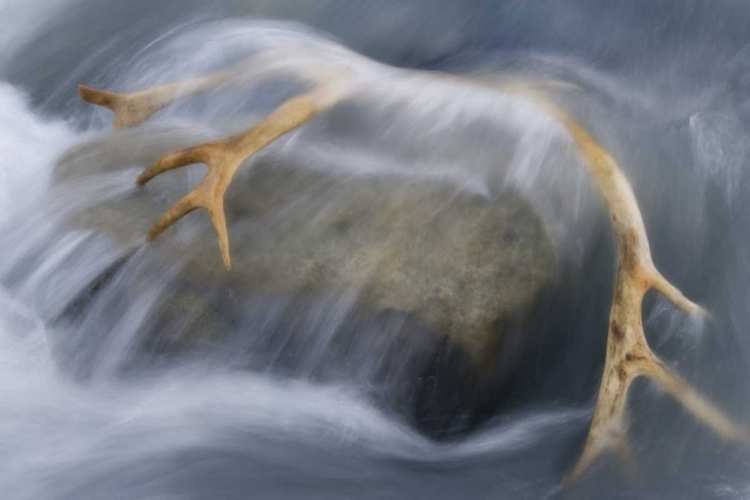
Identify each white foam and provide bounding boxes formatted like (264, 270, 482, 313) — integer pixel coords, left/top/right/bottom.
(0, 84, 74, 221)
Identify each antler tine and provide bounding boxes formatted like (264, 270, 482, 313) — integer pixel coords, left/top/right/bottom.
(145, 186, 231, 268)
(645, 359, 750, 443)
(650, 270, 708, 316)
(496, 88, 750, 484)
(136, 143, 216, 185)
(78, 64, 244, 128)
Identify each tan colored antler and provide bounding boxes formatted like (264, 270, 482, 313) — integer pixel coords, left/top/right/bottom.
(78, 46, 748, 482)
(512, 90, 750, 484)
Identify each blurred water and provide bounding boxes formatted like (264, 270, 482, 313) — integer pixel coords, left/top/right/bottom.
(1, 1, 750, 499)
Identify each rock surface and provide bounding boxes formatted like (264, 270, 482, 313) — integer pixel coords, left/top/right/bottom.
(53, 127, 556, 436)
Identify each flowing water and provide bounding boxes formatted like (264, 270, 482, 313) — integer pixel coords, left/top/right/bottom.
(2, 1, 750, 498)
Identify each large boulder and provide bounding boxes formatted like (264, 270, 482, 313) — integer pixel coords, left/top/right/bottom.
(53, 127, 556, 436)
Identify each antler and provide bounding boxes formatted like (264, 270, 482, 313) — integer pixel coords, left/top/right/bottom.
(513, 90, 750, 483)
(78, 46, 748, 482)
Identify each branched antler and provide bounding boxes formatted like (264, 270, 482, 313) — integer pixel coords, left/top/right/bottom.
(134, 85, 348, 269)
(78, 46, 748, 483)
(80, 54, 350, 268)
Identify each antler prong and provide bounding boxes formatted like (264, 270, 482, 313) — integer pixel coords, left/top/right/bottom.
(78, 85, 119, 108)
(146, 191, 203, 241)
(79, 84, 175, 128)
(137, 143, 218, 185)
(205, 201, 231, 269)
(648, 269, 707, 316)
(644, 358, 750, 443)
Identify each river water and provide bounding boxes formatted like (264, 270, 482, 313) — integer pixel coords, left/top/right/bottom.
(1, 1, 750, 498)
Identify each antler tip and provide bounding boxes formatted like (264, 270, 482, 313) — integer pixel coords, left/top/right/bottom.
(136, 171, 150, 186)
(145, 227, 160, 242)
(77, 83, 93, 96)
(216, 227, 232, 271)
(222, 255, 232, 271)
(78, 84, 118, 109)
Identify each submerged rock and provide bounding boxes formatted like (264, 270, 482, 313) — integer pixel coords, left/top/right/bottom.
(53, 127, 556, 437)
